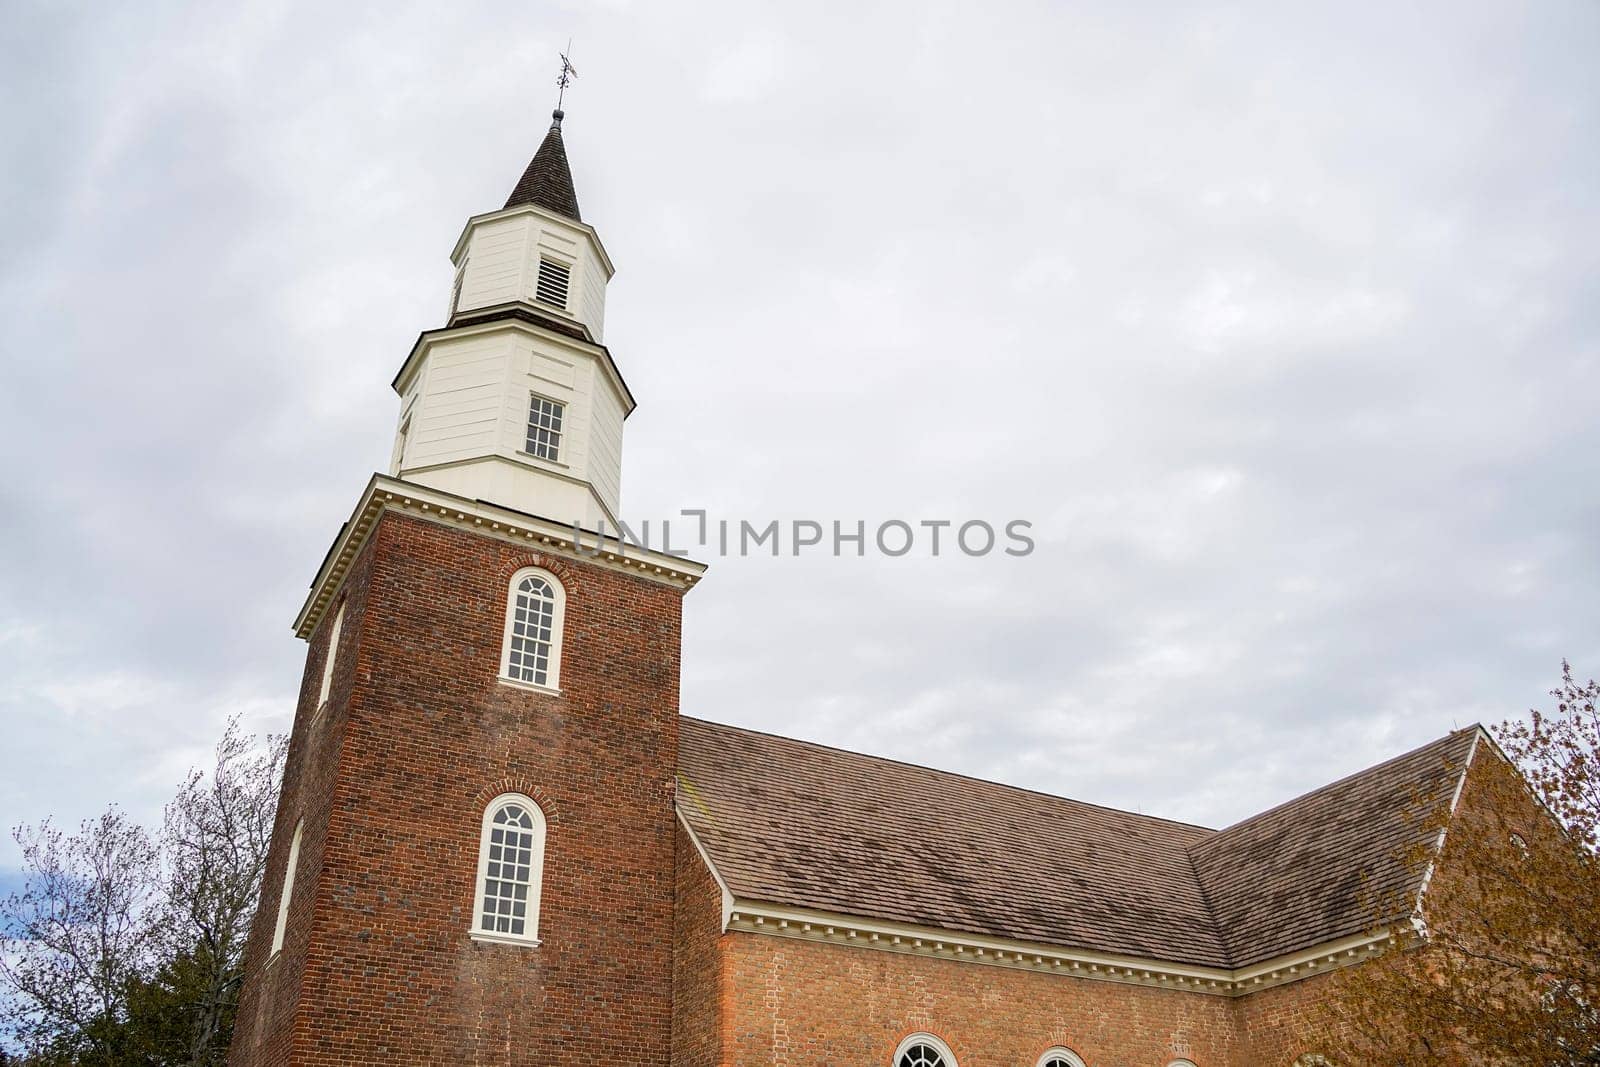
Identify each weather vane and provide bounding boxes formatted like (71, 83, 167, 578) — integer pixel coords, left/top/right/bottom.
(555, 41, 578, 111)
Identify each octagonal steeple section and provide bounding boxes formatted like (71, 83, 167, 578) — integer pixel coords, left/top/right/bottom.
(446, 111, 614, 344)
(388, 111, 632, 532)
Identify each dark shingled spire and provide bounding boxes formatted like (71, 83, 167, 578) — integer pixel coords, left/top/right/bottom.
(504, 110, 581, 221)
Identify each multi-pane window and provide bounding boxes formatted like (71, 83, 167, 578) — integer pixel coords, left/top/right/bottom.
(535, 257, 570, 308)
(525, 395, 564, 462)
(269, 820, 303, 956)
(898, 1044, 949, 1067)
(316, 605, 344, 710)
(501, 568, 564, 689)
(472, 794, 546, 943)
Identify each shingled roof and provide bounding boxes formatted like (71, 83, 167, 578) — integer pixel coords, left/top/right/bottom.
(1191, 727, 1477, 966)
(676, 718, 1481, 970)
(505, 110, 581, 221)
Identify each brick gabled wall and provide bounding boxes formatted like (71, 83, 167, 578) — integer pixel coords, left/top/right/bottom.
(230, 509, 687, 1065)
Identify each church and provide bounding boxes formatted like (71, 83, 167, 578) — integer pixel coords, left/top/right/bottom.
(227, 107, 1499, 1067)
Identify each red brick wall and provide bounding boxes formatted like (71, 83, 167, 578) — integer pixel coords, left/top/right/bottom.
(230, 518, 378, 1066)
(230, 509, 687, 1065)
(718, 932, 1252, 1067)
(1234, 971, 1340, 1065)
(673, 825, 726, 1066)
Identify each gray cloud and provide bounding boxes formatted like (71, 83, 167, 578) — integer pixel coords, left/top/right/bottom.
(2, 0, 1596, 866)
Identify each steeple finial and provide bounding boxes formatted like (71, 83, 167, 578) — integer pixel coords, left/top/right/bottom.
(555, 41, 577, 113)
(503, 43, 583, 221)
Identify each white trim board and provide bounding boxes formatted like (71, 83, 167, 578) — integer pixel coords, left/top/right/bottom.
(720, 898, 1400, 998)
(294, 474, 707, 639)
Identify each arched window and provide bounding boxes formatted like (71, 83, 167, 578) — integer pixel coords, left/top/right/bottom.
(269, 819, 303, 956)
(894, 1034, 957, 1067)
(470, 793, 548, 944)
(498, 568, 565, 690)
(1038, 1049, 1087, 1067)
(316, 603, 344, 710)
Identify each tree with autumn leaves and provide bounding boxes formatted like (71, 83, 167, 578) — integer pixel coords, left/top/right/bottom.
(1312, 663, 1600, 1065)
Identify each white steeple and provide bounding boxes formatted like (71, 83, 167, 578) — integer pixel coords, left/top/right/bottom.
(387, 110, 630, 531)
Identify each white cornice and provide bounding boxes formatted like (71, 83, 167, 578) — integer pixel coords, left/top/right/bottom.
(449, 203, 615, 278)
(293, 475, 706, 640)
(391, 313, 636, 417)
(721, 899, 1399, 999)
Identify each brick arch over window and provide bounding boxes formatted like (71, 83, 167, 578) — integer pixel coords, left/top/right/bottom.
(498, 566, 566, 690)
(470, 792, 548, 945)
(472, 779, 562, 828)
(495, 552, 581, 593)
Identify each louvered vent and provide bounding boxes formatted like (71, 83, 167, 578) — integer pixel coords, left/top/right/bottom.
(536, 258, 571, 309)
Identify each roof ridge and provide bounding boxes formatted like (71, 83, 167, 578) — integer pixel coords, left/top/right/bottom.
(678, 714, 1219, 835)
(1194, 727, 1478, 852)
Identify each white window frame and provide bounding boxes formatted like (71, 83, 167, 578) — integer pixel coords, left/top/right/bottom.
(523, 392, 565, 465)
(315, 604, 344, 713)
(470, 792, 548, 946)
(497, 566, 566, 693)
(1038, 1049, 1088, 1067)
(450, 255, 467, 315)
(893, 1033, 958, 1067)
(269, 819, 303, 957)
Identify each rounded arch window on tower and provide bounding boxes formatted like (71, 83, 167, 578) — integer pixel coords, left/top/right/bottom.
(470, 792, 548, 944)
(498, 566, 566, 691)
(894, 1034, 957, 1067)
(1038, 1048, 1088, 1067)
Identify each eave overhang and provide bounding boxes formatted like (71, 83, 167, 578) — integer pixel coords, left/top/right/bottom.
(391, 309, 637, 417)
(721, 898, 1406, 999)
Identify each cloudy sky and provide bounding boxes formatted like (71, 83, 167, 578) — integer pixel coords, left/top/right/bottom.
(2, 0, 1597, 877)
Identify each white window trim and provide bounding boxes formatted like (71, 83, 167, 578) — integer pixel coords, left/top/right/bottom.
(1037, 1049, 1087, 1067)
(450, 256, 467, 315)
(893, 1033, 958, 1067)
(524, 392, 566, 465)
(497, 566, 566, 692)
(391, 412, 412, 475)
(315, 603, 344, 714)
(470, 792, 548, 946)
(269, 820, 303, 957)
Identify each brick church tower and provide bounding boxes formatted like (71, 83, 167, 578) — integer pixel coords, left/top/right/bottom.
(229, 108, 706, 1066)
